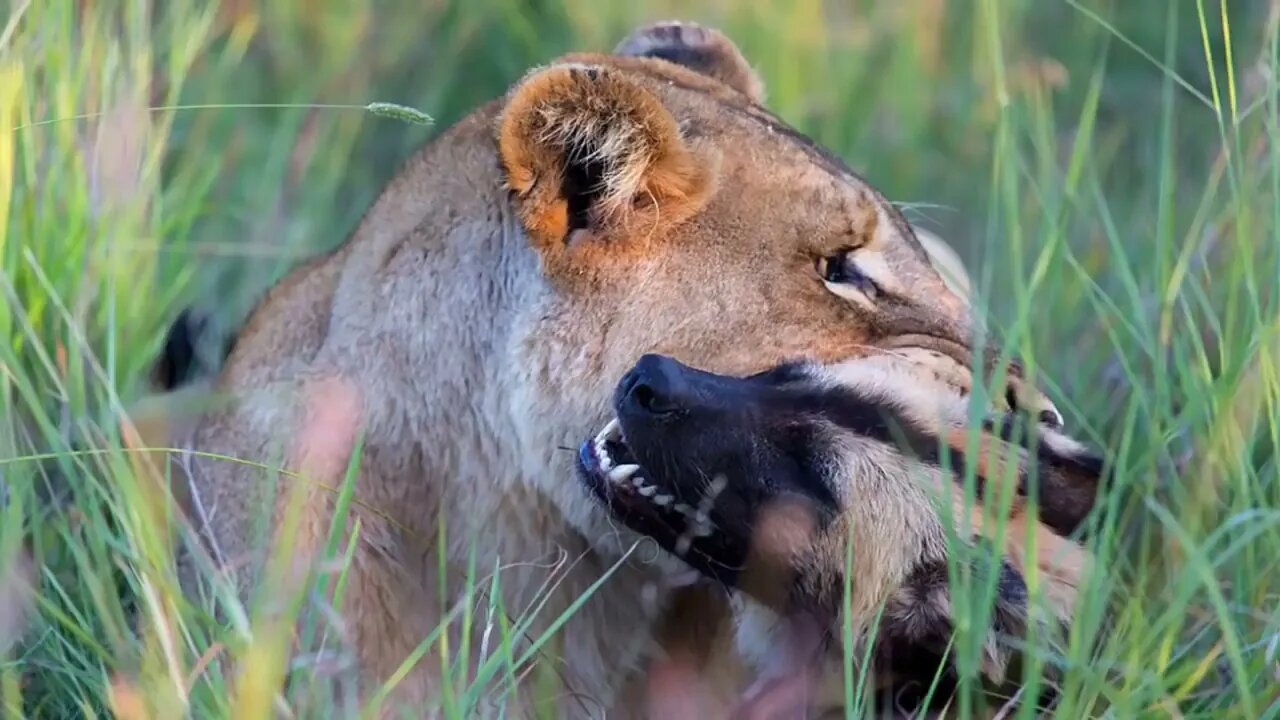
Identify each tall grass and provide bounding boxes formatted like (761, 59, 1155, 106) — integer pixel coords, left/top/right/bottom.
(2, 0, 1277, 717)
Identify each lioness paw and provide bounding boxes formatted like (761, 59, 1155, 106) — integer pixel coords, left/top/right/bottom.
(614, 20, 766, 104)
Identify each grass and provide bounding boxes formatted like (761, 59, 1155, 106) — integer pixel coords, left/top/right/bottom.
(2, 0, 1278, 717)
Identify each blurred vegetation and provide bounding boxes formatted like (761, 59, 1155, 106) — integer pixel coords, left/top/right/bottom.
(2, 0, 1278, 717)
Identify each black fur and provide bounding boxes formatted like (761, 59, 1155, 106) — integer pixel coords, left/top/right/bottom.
(561, 154, 606, 237)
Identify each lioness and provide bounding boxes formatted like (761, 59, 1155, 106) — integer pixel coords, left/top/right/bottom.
(172, 20, 1066, 717)
(576, 353, 1104, 718)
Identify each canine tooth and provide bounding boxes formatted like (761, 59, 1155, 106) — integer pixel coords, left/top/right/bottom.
(638, 485, 657, 497)
(632, 476, 647, 489)
(608, 464, 641, 484)
(653, 494, 672, 506)
(596, 444, 613, 471)
(594, 418, 621, 445)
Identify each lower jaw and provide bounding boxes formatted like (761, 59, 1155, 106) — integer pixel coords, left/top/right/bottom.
(581, 497, 701, 580)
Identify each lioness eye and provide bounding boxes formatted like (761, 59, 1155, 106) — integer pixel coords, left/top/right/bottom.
(818, 252, 878, 297)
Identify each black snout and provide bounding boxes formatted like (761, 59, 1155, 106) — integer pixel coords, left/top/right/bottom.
(616, 353, 691, 417)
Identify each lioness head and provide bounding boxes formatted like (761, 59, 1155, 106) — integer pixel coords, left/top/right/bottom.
(496, 22, 1065, 545)
(576, 352, 1105, 714)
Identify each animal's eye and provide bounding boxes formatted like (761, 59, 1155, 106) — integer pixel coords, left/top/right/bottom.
(817, 251, 878, 297)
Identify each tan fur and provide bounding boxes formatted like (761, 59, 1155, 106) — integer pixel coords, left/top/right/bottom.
(168, 21, 1065, 718)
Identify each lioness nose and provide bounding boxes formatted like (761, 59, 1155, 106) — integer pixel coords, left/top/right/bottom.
(618, 353, 689, 417)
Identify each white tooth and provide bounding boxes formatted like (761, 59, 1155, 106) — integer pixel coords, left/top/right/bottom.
(674, 503, 693, 516)
(638, 485, 657, 497)
(594, 418, 621, 445)
(608, 464, 641, 484)
(695, 511, 709, 525)
(653, 494, 672, 506)
(632, 476, 647, 489)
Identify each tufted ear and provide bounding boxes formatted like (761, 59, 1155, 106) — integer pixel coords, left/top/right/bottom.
(614, 20, 766, 104)
(982, 414, 1109, 538)
(878, 553, 1034, 690)
(497, 63, 717, 262)
(1025, 426, 1108, 538)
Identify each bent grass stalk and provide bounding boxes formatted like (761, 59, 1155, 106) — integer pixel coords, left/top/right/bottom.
(11, 102, 433, 132)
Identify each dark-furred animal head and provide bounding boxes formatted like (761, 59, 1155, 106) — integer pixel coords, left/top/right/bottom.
(575, 353, 1107, 714)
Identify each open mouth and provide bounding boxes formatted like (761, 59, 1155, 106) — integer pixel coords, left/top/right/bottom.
(576, 418, 714, 545)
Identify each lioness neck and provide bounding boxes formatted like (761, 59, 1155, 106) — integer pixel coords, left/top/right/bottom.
(185, 104, 671, 716)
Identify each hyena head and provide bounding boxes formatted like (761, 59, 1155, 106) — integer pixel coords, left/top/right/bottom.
(574, 353, 1108, 714)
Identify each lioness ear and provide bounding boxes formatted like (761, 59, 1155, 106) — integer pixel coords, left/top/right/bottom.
(614, 20, 766, 104)
(497, 63, 717, 258)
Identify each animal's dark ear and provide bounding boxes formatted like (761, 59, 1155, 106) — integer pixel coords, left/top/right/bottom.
(615, 21, 765, 104)
(880, 556, 1031, 688)
(497, 63, 717, 262)
(985, 416, 1108, 537)
(1030, 428, 1108, 537)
